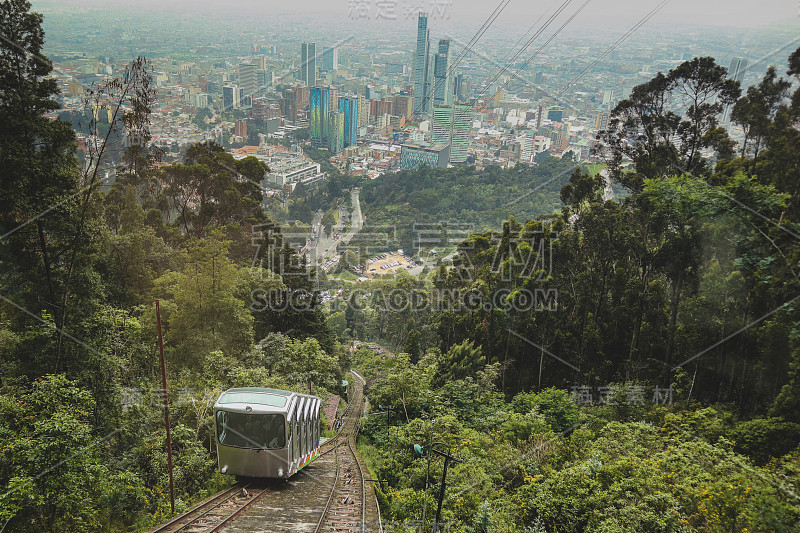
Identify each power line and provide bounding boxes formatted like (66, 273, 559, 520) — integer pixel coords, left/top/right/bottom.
(484, 0, 594, 105)
(553, 0, 671, 100)
(493, 0, 561, 77)
(473, 0, 575, 103)
(415, 0, 511, 114)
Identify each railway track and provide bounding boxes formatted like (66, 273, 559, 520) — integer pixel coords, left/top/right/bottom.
(314, 434, 367, 533)
(314, 371, 369, 533)
(148, 371, 380, 533)
(147, 483, 270, 533)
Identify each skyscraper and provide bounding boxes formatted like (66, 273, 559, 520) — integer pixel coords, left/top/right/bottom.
(238, 62, 257, 98)
(322, 46, 338, 71)
(310, 86, 330, 147)
(357, 94, 369, 128)
(300, 43, 308, 83)
(327, 110, 345, 154)
(329, 87, 339, 114)
(257, 69, 273, 95)
(339, 95, 358, 147)
(222, 85, 240, 112)
(431, 103, 471, 164)
(433, 39, 452, 106)
(453, 74, 466, 102)
(413, 12, 431, 116)
(301, 42, 316, 86)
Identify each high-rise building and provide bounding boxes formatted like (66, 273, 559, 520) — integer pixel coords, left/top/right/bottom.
(400, 142, 450, 170)
(322, 46, 338, 71)
(489, 88, 504, 108)
(413, 12, 431, 115)
(295, 86, 310, 110)
(329, 88, 339, 114)
(339, 95, 358, 147)
(370, 99, 392, 118)
(301, 42, 316, 86)
(431, 103, 471, 164)
(238, 62, 257, 97)
(251, 97, 281, 121)
(393, 95, 413, 119)
(190, 92, 211, 109)
(280, 89, 296, 120)
(357, 94, 369, 127)
(520, 130, 536, 163)
(433, 39, 452, 106)
(222, 85, 240, 111)
(453, 74, 467, 102)
(257, 69, 273, 95)
(595, 111, 609, 132)
(327, 110, 345, 154)
(205, 80, 221, 95)
(377, 113, 392, 136)
(235, 119, 247, 138)
(310, 86, 330, 147)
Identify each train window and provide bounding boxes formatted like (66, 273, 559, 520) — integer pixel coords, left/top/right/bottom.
(296, 415, 302, 457)
(294, 418, 300, 459)
(287, 414, 292, 451)
(216, 411, 285, 449)
(303, 418, 308, 453)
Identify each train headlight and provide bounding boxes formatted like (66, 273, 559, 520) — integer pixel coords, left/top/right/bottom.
(221, 465, 228, 474)
(277, 468, 284, 478)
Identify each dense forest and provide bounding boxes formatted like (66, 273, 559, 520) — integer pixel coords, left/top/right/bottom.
(1, 0, 800, 530)
(0, 2, 343, 530)
(339, 50, 800, 532)
(355, 158, 575, 253)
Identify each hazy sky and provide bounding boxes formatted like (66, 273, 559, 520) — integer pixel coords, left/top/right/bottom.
(32, 0, 800, 28)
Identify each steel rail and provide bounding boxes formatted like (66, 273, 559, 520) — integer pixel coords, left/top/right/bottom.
(147, 484, 245, 533)
(314, 431, 343, 533)
(208, 486, 271, 532)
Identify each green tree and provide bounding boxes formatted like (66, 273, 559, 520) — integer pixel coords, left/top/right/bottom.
(731, 66, 790, 161)
(435, 340, 485, 385)
(0, 376, 112, 532)
(154, 236, 254, 369)
(597, 57, 740, 191)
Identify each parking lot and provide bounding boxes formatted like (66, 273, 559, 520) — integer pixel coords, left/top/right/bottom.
(364, 252, 414, 279)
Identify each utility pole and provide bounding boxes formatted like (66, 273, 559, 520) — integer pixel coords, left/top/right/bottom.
(431, 448, 462, 533)
(414, 439, 462, 533)
(155, 300, 175, 514)
(421, 419, 435, 532)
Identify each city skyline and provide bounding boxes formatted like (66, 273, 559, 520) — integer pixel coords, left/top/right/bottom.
(30, 0, 800, 28)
